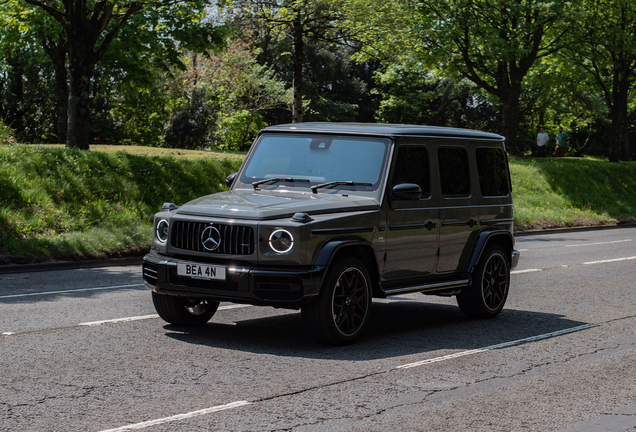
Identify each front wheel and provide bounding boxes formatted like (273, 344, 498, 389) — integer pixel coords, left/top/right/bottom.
(152, 292, 219, 326)
(302, 257, 372, 345)
(457, 245, 510, 318)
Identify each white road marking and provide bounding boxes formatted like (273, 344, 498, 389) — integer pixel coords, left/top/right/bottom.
(583, 256, 636, 265)
(98, 400, 252, 432)
(2, 332, 15, 336)
(79, 315, 159, 326)
(0, 284, 143, 299)
(566, 239, 633, 248)
(78, 304, 252, 327)
(517, 249, 529, 252)
(511, 268, 542, 274)
(395, 323, 598, 370)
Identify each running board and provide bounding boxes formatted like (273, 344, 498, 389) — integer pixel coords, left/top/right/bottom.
(382, 279, 471, 297)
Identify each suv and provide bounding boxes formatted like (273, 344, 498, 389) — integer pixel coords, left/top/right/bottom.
(143, 123, 520, 344)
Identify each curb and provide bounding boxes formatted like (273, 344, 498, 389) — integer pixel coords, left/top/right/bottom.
(513, 223, 636, 237)
(2, 223, 636, 275)
(0, 256, 144, 275)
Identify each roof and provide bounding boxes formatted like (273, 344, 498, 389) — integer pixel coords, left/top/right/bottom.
(263, 122, 504, 141)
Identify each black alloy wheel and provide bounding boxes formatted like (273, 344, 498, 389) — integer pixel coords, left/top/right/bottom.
(152, 292, 220, 326)
(457, 245, 510, 318)
(302, 257, 372, 345)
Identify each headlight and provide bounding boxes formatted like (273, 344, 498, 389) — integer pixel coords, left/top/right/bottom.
(156, 219, 169, 244)
(268, 229, 294, 253)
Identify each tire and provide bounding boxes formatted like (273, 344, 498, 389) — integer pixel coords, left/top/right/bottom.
(152, 292, 219, 326)
(302, 257, 372, 345)
(457, 245, 510, 319)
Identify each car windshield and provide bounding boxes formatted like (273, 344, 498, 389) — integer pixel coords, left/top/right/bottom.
(241, 134, 390, 190)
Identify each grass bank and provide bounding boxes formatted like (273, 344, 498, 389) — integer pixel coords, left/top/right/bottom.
(1, 144, 635, 264)
(0, 144, 241, 264)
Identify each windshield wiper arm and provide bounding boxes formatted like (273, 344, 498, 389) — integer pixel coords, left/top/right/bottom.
(252, 177, 310, 190)
(311, 181, 373, 194)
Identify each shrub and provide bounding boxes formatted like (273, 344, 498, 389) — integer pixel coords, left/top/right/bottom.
(215, 110, 266, 151)
(163, 89, 214, 149)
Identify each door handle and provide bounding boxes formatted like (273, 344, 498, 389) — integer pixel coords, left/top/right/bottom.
(424, 221, 437, 231)
(466, 219, 478, 228)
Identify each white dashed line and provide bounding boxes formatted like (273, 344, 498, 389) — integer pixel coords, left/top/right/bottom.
(2, 332, 15, 336)
(395, 323, 598, 370)
(566, 239, 633, 248)
(0, 284, 143, 299)
(79, 315, 159, 326)
(98, 400, 252, 432)
(78, 304, 252, 327)
(583, 256, 636, 265)
(511, 268, 542, 274)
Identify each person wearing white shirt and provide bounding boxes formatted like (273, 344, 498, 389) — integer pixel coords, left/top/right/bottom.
(536, 126, 549, 157)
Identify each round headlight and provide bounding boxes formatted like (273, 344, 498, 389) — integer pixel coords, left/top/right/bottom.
(268, 229, 294, 254)
(156, 219, 169, 244)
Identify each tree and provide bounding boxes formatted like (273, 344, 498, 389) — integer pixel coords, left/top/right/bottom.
(566, 0, 636, 161)
(347, 0, 574, 153)
(224, 0, 344, 122)
(21, 0, 223, 149)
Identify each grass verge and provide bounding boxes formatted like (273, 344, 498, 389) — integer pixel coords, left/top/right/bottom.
(0, 144, 241, 264)
(1, 144, 635, 264)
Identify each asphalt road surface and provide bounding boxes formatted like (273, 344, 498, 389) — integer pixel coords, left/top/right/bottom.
(2, 227, 636, 432)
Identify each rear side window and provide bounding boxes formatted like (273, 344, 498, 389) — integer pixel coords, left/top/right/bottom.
(476, 148, 510, 197)
(391, 146, 430, 197)
(439, 147, 470, 197)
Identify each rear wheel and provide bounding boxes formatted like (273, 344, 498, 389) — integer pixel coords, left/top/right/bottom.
(457, 245, 510, 318)
(152, 292, 219, 326)
(302, 257, 372, 345)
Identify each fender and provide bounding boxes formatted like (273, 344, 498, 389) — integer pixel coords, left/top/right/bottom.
(462, 228, 514, 274)
(312, 238, 376, 267)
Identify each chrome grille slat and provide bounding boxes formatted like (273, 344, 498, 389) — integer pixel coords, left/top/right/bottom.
(170, 221, 255, 255)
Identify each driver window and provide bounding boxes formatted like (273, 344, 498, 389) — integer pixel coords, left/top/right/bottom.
(391, 146, 430, 197)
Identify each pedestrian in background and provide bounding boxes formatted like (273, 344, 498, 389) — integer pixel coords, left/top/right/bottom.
(536, 126, 549, 157)
(555, 126, 570, 157)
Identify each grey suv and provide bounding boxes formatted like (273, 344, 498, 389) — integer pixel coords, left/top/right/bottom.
(143, 123, 520, 344)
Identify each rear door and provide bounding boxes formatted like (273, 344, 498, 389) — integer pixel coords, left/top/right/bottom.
(436, 144, 480, 273)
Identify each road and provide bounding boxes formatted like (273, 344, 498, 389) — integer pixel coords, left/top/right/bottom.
(2, 227, 636, 432)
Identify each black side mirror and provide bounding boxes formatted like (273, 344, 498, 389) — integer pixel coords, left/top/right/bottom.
(392, 183, 422, 200)
(226, 172, 238, 189)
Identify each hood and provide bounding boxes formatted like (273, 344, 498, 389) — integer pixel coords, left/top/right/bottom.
(176, 189, 380, 220)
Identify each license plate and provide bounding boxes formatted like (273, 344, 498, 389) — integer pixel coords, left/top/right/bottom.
(177, 263, 226, 280)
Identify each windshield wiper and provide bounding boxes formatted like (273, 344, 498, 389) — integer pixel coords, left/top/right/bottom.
(311, 181, 373, 194)
(252, 177, 310, 190)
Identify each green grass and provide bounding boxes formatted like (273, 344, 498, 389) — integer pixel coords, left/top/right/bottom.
(510, 156, 636, 230)
(1, 144, 635, 264)
(0, 144, 241, 264)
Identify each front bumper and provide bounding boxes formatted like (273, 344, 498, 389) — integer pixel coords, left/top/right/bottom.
(142, 251, 325, 309)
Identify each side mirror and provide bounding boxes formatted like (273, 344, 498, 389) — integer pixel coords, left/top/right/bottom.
(226, 172, 238, 189)
(392, 183, 422, 201)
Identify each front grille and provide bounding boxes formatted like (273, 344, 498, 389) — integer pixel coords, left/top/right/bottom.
(169, 269, 239, 291)
(143, 262, 159, 286)
(171, 221, 255, 255)
(253, 276, 303, 301)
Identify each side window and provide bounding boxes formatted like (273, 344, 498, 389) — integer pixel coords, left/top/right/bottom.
(391, 146, 430, 197)
(438, 147, 470, 197)
(476, 148, 510, 197)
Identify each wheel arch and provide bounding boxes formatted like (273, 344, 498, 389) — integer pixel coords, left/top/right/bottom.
(463, 229, 514, 275)
(313, 239, 381, 297)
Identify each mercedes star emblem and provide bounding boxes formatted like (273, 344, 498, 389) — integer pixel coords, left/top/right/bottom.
(201, 225, 221, 251)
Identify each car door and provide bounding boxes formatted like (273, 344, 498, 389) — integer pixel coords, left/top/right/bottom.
(382, 142, 439, 282)
(436, 144, 480, 273)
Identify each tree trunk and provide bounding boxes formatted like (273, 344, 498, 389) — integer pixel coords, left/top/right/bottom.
(291, 13, 304, 123)
(610, 80, 630, 162)
(500, 89, 521, 155)
(66, 38, 93, 150)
